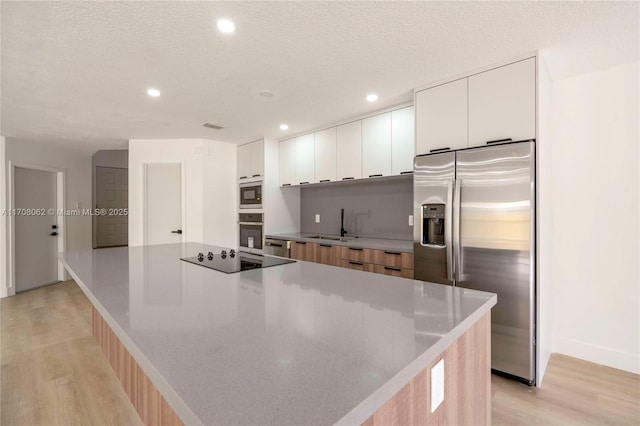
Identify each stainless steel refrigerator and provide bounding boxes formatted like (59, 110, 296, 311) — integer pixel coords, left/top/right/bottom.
(413, 140, 536, 385)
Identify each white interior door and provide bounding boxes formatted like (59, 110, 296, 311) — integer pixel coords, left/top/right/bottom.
(145, 163, 183, 245)
(96, 166, 128, 247)
(14, 167, 58, 292)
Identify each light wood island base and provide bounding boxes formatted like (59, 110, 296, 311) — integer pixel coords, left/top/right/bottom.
(92, 307, 183, 426)
(364, 313, 491, 426)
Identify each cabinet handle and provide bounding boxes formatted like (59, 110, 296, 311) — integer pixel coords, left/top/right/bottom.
(296, 241, 306, 245)
(400, 171, 413, 175)
(368, 174, 383, 178)
(282, 183, 291, 187)
(486, 138, 513, 145)
(299, 181, 309, 185)
(319, 179, 330, 183)
(239, 176, 248, 179)
(384, 251, 401, 256)
(348, 261, 363, 266)
(384, 266, 402, 272)
(342, 177, 355, 180)
(252, 174, 261, 177)
(320, 244, 332, 248)
(348, 247, 363, 251)
(429, 147, 451, 153)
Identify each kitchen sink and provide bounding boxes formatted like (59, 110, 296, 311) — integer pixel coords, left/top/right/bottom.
(307, 235, 355, 242)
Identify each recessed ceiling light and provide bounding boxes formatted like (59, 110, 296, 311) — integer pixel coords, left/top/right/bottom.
(217, 18, 236, 33)
(147, 88, 161, 97)
(280, 124, 289, 130)
(259, 91, 274, 98)
(366, 93, 378, 102)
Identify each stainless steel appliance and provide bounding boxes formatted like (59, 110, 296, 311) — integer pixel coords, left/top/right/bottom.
(414, 140, 536, 385)
(239, 181, 263, 209)
(181, 250, 295, 274)
(239, 213, 263, 254)
(264, 238, 290, 258)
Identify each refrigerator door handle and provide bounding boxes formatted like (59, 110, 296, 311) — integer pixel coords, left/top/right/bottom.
(453, 178, 462, 281)
(446, 179, 454, 282)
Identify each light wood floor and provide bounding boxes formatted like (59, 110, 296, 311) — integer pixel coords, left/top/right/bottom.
(2, 280, 639, 426)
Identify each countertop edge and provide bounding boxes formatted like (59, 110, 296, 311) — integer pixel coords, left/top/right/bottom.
(59, 255, 203, 426)
(265, 233, 414, 253)
(334, 292, 497, 426)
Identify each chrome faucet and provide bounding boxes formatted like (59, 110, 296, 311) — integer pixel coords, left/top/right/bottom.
(340, 208, 347, 237)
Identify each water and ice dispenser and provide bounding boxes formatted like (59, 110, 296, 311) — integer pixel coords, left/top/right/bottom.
(422, 204, 445, 246)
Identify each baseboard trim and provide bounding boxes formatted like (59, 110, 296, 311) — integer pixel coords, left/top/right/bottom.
(553, 337, 640, 374)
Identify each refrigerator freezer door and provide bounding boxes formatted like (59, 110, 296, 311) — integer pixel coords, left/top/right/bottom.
(456, 141, 535, 383)
(413, 152, 455, 285)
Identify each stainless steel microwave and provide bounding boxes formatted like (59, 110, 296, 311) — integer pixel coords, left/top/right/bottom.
(239, 181, 262, 209)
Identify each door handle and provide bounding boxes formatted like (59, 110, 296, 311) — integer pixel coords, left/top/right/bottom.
(50, 232, 58, 236)
(453, 179, 462, 281)
(446, 179, 454, 282)
(171, 229, 183, 234)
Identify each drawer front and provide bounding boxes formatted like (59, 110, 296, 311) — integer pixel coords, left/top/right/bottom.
(291, 241, 316, 261)
(373, 264, 413, 279)
(373, 250, 413, 269)
(340, 246, 373, 263)
(316, 244, 341, 266)
(341, 260, 375, 273)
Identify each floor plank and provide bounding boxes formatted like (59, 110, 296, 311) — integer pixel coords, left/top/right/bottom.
(2, 280, 639, 425)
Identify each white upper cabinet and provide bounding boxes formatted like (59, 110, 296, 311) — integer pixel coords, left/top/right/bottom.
(468, 58, 536, 146)
(238, 140, 264, 180)
(279, 138, 297, 186)
(314, 127, 337, 183)
(415, 78, 468, 155)
(336, 121, 362, 181)
(237, 143, 251, 180)
(249, 140, 264, 178)
(295, 133, 315, 185)
(391, 106, 415, 175)
(362, 112, 392, 177)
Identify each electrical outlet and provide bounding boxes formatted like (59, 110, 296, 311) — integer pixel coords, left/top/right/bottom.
(315, 214, 320, 223)
(431, 359, 444, 413)
(409, 215, 414, 226)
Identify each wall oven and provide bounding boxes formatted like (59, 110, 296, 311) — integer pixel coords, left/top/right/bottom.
(239, 181, 263, 209)
(239, 213, 263, 254)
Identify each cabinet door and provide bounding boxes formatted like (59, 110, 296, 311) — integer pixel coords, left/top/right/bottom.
(314, 127, 337, 183)
(415, 78, 468, 155)
(249, 140, 264, 179)
(362, 112, 392, 178)
(468, 58, 536, 147)
(391, 106, 415, 175)
(291, 241, 315, 261)
(296, 133, 315, 185)
(237, 143, 251, 180)
(336, 121, 362, 181)
(279, 138, 297, 186)
(316, 244, 340, 266)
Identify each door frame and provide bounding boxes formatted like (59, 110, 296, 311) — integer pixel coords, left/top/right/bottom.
(142, 161, 186, 245)
(7, 162, 66, 296)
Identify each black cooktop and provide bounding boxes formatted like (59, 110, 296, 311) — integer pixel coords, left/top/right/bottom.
(181, 250, 295, 274)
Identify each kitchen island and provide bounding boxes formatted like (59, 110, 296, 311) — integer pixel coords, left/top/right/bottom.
(60, 243, 496, 426)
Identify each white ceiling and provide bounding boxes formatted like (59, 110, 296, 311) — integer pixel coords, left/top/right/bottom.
(1, 1, 638, 150)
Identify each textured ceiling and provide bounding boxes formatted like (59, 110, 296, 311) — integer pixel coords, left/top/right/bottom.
(1, 1, 638, 150)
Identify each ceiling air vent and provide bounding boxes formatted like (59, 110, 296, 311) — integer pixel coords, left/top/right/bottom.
(202, 122, 224, 130)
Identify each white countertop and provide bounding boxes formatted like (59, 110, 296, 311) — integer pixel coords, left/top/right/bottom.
(60, 243, 495, 426)
(265, 233, 413, 253)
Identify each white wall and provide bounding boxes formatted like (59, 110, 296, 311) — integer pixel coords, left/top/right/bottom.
(92, 149, 128, 247)
(550, 61, 639, 374)
(536, 53, 553, 384)
(2, 138, 92, 297)
(129, 139, 237, 247)
(263, 137, 300, 235)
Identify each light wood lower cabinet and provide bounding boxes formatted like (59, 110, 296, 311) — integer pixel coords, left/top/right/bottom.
(373, 264, 413, 279)
(340, 246, 373, 263)
(373, 250, 413, 270)
(341, 259, 376, 273)
(291, 241, 315, 261)
(316, 243, 341, 266)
